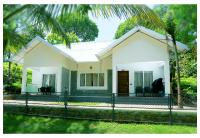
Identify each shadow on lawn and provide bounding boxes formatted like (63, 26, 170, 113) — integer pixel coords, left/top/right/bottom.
(3, 113, 107, 134)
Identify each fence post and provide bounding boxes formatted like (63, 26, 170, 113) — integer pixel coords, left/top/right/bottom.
(25, 92, 29, 114)
(64, 90, 68, 109)
(168, 94, 172, 125)
(112, 93, 115, 121)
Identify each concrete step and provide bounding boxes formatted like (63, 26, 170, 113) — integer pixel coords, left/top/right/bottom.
(115, 97, 168, 105)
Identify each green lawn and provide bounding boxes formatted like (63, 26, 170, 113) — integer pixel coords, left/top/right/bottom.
(3, 113, 196, 134)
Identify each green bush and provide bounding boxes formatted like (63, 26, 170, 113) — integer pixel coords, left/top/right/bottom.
(3, 62, 33, 94)
(180, 77, 197, 94)
(4, 85, 21, 94)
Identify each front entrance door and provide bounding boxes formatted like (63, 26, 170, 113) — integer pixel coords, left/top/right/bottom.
(118, 71, 129, 96)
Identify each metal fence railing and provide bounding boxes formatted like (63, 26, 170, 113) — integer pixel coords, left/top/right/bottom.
(3, 91, 197, 125)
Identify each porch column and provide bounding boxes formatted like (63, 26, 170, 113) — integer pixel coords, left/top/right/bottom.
(56, 67, 62, 93)
(164, 60, 170, 94)
(21, 66, 27, 94)
(112, 66, 117, 95)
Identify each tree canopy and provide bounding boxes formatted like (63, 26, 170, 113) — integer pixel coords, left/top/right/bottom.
(115, 4, 197, 47)
(47, 13, 99, 44)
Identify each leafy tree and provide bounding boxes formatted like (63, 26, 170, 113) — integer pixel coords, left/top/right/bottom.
(47, 13, 99, 44)
(58, 13, 98, 42)
(179, 47, 197, 78)
(3, 5, 45, 86)
(115, 4, 197, 47)
(115, 16, 163, 39)
(154, 4, 197, 47)
(47, 32, 79, 44)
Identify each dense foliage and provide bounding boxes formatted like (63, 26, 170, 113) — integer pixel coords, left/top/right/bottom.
(47, 13, 98, 44)
(115, 5, 197, 46)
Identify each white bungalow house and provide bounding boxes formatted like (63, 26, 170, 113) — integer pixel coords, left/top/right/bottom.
(11, 26, 187, 97)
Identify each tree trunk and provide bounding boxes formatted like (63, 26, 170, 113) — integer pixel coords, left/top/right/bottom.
(172, 35, 183, 108)
(8, 51, 12, 85)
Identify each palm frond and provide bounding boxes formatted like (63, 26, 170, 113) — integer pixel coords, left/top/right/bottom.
(3, 4, 31, 22)
(4, 4, 165, 47)
(89, 4, 165, 29)
(26, 5, 70, 46)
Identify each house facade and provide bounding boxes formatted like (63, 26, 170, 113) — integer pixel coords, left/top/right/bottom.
(11, 26, 187, 97)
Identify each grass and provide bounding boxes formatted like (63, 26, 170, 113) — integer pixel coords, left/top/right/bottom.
(3, 113, 197, 134)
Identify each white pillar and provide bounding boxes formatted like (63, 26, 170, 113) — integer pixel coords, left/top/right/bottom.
(112, 65, 117, 95)
(56, 67, 62, 93)
(21, 66, 27, 94)
(164, 60, 170, 95)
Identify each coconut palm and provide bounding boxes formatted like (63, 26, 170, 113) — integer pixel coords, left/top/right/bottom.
(3, 4, 165, 50)
(165, 14, 183, 108)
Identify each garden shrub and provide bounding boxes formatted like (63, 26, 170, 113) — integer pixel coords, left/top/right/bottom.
(3, 105, 197, 125)
(4, 85, 21, 94)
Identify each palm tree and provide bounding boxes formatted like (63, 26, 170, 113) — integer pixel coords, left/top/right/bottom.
(3, 20, 27, 85)
(165, 14, 183, 108)
(3, 4, 165, 51)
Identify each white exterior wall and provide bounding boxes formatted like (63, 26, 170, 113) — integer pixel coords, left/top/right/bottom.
(23, 42, 76, 70)
(112, 32, 170, 95)
(29, 67, 61, 92)
(117, 62, 165, 95)
(22, 42, 76, 93)
(76, 56, 112, 90)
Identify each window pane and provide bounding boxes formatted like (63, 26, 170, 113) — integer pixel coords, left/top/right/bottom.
(93, 73, 98, 86)
(49, 74, 56, 92)
(134, 71, 143, 87)
(144, 71, 153, 88)
(86, 73, 92, 86)
(80, 74, 85, 86)
(42, 74, 49, 87)
(99, 73, 104, 86)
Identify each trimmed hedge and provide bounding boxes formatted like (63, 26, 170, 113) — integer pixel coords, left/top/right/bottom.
(3, 105, 196, 126)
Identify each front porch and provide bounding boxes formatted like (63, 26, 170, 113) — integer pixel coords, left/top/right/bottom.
(22, 66, 64, 94)
(113, 61, 170, 97)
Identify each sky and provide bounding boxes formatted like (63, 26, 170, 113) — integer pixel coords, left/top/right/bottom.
(89, 15, 125, 42)
(89, 4, 155, 42)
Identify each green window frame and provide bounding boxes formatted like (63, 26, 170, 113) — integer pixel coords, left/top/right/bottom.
(80, 73, 105, 87)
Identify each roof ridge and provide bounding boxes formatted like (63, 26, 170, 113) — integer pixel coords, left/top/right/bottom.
(71, 40, 114, 45)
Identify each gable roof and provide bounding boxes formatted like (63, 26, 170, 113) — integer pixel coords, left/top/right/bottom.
(54, 41, 113, 62)
(96, 26, 188, 58)
(11, 26, 188, 64)
(10, 36, 76, 64)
